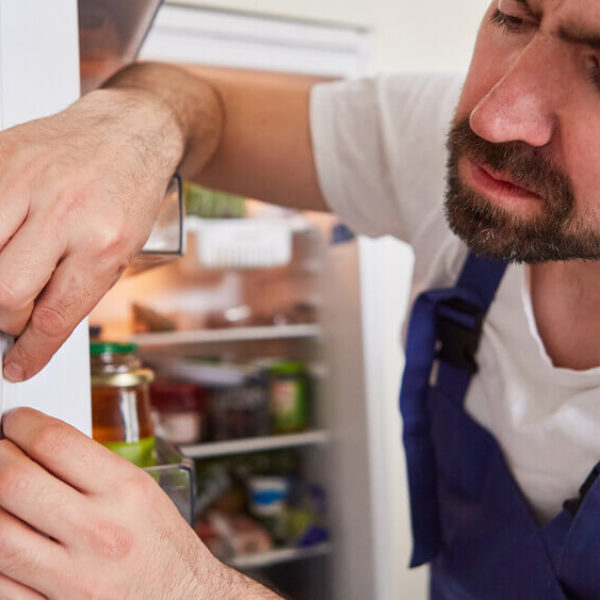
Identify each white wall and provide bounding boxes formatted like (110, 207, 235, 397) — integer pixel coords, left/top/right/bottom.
(169, 0, 488, 73)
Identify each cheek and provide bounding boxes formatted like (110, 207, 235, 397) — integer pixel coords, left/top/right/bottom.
(563, 121, 600, 212)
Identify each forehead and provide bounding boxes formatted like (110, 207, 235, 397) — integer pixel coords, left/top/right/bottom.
(527, 0, 600, 21)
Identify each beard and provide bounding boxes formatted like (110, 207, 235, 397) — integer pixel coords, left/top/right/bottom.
(445, 119, 600, 263)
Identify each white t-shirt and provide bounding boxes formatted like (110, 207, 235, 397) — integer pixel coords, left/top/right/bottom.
(310, 72, 600, 523)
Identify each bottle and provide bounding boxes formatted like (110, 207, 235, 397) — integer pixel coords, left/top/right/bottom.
(269, 361, 310, 434)
(90, 342, 156, 467)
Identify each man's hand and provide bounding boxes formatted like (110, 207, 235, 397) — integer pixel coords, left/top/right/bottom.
(0, 85, 186, 382)
(0, 408, 281, 599)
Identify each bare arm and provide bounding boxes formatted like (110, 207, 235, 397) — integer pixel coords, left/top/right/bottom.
(106, 62, 328, 212)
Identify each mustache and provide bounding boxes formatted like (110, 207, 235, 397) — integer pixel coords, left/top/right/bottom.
(447, 118, 574, 213)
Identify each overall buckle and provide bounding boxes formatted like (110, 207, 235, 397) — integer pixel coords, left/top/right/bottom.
(563, 464, 600, 517)
(435, 298, 484, 374)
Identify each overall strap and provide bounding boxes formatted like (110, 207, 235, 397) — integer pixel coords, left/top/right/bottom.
(400, 251, 507, 567)
(434, 253, 508, 403)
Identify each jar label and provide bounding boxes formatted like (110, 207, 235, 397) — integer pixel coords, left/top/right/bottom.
(270, 381, 307, 431)
(103, 436, 157, 468)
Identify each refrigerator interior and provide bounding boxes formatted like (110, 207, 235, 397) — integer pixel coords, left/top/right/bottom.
(92, 209, 338, 598)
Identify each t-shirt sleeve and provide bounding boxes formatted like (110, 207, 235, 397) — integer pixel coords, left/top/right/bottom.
(309, 72, 463, 245)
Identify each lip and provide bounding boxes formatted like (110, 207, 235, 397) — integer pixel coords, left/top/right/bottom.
(461, 157, 544, 214)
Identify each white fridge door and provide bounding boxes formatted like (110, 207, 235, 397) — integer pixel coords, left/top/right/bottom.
(0, 0, 91, 435)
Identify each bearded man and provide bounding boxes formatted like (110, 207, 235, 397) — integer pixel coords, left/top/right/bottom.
(0, 1, 596, 598)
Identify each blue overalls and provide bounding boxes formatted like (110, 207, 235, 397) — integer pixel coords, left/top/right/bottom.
(400, 251, 600, 599)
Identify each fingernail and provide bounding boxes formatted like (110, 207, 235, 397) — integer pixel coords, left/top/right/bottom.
(4, 362, 24, 382)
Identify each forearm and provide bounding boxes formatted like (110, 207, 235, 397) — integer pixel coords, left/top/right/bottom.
(102, 62, 327, 212)
(219, 564, 285, 600)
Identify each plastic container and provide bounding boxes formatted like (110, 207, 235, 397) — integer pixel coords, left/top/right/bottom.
(90, 342, 156, 467)
(269, 361, 310, 434)
(151, 382, 206, 444)
(187, 217, 292, 270)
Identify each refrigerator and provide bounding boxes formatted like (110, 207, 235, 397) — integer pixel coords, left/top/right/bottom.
(1, 1, 427, 599)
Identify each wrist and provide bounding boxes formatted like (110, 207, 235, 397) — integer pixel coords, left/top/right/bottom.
(191, 549, 282, 600)
(100, 62, 225, 177)
(71, 85, 185, 186)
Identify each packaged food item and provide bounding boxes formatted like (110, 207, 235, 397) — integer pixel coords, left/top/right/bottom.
(132, 303, 177, 333)
(205, 305, 253, 329)
(208, 374, 270, 440)
(151, 382, 206, 445)
(196, 512, 273, 559)
(183, 182, 246, 219)
(90, 342, 156, 467)
(287, 484, 330, 548)
(269, 302, 318, 325)
(247, 475, 291, 545)
(269, 361, 310, 434)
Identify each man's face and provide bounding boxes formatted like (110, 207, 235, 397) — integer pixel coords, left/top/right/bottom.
(447, 0, 600, 262)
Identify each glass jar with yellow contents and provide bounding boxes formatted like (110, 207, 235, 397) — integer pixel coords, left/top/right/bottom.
(90, 342, 156, 468)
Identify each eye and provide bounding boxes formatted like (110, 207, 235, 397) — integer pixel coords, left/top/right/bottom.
(490, 9, 528, 33)
(586, 56, 600, 93)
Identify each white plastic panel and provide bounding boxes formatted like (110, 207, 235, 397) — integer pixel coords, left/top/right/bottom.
(141, 5, 371, 78)
(0, 324, 91, 433)
(0, 0, 91, 435)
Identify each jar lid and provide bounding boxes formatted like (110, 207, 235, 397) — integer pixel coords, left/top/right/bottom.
(91, 368, 154, 388)
(269, 361, 305, 376)
(151, 382, 205, 412)
(90, 342, 139, 356)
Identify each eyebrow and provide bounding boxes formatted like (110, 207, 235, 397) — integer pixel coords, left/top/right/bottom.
(558, 25, 600, 51)
(515, 0, 543, 21)
(513, 0, 600, 49)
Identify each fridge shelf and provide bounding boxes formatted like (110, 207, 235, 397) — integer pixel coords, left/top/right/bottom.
(229, 543, 332, 570)
(180, 430, 331, 459)
(131, 324, 322, 348)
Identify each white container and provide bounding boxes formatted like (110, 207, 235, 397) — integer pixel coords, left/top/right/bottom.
(188, 218, 293, 270)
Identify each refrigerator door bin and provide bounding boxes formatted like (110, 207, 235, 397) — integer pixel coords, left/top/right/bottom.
(79, 0, 163, 93)
(129, 174, 185, 275)
(144, 436, 195, 525)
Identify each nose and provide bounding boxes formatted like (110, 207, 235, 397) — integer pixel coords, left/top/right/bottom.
(469, 43, 557, 148)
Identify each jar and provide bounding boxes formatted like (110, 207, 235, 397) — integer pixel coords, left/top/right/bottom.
(269, 361, 310, 434)
(90, 342, 156, 467)
(209, 374, 270, 441)
(151, 382, 206, 445)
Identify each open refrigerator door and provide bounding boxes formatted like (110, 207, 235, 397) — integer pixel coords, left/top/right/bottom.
(0, 326, 92, 435)
(0, 0, 182, 431)
(0, 0, 92, 435)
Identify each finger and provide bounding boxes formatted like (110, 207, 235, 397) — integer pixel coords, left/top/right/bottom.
(0, 218, 64, 337)
(0, 179, 32, 254)
(3, 252, 124, 381)
(0, 572, 47, 600)
(0, 439, 88, 544)
(1, 408, 133, 495)
(0, 506, 66, 598)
